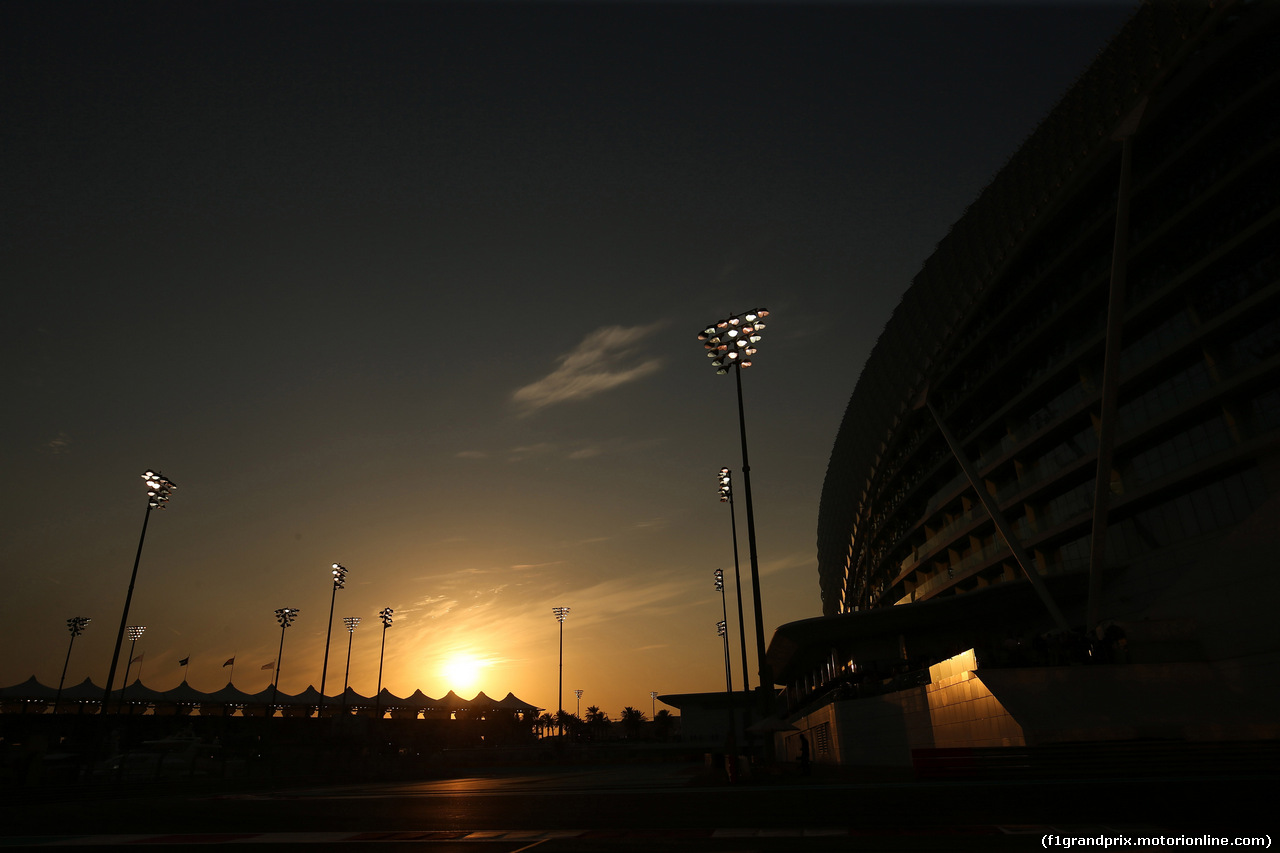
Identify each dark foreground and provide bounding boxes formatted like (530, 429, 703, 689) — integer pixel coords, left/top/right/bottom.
(0, 761, 1275, 852)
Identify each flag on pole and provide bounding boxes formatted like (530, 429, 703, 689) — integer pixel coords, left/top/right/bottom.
(131, 653, 144, 664)
(261, 662, 275, 671)
(223, 657, 235, 667)
(179, 657, 190, 667)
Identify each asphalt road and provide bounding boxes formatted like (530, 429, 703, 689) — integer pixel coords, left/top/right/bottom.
(0, 763, 1273, 851)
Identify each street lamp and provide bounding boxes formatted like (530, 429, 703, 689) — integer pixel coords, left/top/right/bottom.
(714, 570, 733, 695)
(696, 311, 772, 699)
(342, 616, 360, 713)
(375, 607, 393, 718)
(269, 607, 299, 715)
(103, 470, 175, 712)
(318, 562, 348, 716)
(651, 690, 658, 719)
(718, 468, 751, 693)
(552, 606, 570, 737)
(56, 617, 90, 710)
(121, 626, 146, 711)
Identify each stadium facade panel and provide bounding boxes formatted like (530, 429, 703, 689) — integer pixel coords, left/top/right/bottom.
(816, 0, 1279, 629)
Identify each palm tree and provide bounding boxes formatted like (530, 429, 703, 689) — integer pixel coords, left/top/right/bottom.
(620, 706, 646, 740)
(537, 712, 555, 738)
(585, 705, 610, 741)
(557, 710, 583, 740)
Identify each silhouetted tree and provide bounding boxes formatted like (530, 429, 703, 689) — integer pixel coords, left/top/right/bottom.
(620, 706, 645, 739)
(556, 710, 584, 740)
(585, 705, 610, 741)
(537, 712, 555, 738)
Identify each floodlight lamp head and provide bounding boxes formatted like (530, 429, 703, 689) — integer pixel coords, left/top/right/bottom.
(717, 620, 727, 637)
(380, 607, 394, 627)
(67, 616, 90, 636)
(714, 569, 724, 590)
(142, 469, 176, 508)
(274, 607, 299, 627)
(344, 616, 361, 631)
(552, 606, 570, 623)
(331, 562, 348, 589)
(127, 626, 146, 641)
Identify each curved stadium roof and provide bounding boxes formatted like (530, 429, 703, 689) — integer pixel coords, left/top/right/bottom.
(816, 2, 1233, 615)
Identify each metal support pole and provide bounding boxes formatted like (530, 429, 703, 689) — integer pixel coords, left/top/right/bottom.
(103, 504, 152, 713)
(726, 491, 751, 693)
(121, 637, 139, 708)
(1088, 131, 1136, 631)
(376, 625, 387, 718)
(319, 585, 337, 716)
(924, 396, 1071, 633)
(56, 634, 77, 709)
(270, 624, 286, 717)
(557, 619, 565, 737)
(735, 366, 773, 702)
(342, 630, 354, 713)
(718, 581, 734, 694)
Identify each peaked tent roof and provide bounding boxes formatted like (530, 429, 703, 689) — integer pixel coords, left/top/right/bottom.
(60, 677, 105, 700)
(494, 692, 540, 712)
(404, 689, 446, 710)
(113, 678, 171, 703)
(203, 682, 259, 704)
(437, 690, 468, 710)
(160, 680, 210, 704)
(288, 686, 324, 705)
(0, 676, 57, 700)
(338, 686, 373, 704)
(0, 678, 539, 713)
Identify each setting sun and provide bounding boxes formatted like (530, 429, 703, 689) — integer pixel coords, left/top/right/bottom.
(442, 654, 487, 694)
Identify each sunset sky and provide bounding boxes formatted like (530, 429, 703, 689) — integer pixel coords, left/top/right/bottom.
(2, 0, 1135, 719)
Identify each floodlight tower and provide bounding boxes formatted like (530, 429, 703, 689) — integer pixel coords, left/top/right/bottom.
(103, 470, 175, 712)
(718, 468, 751, 692)
(375, 607, 393, 717)
(341, 616, 360, 713)
(714, 570, 733, 695)
(717, 621, 731, 692)
(269, 607, 299, 715)
(552, 607, 570, 737)
(697, 310, 772, 697)
(318, 562, 348, 715)
(56, 617, 91, 709)
(121, 625, 146, 709)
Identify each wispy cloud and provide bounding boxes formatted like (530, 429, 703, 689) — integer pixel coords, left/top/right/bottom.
(512, 323, 663, 414)
(761, 550, 814, 577)
(41, 431, 72, 455)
